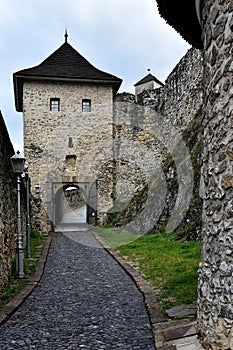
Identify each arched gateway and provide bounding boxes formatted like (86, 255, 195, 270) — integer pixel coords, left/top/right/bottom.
(54, 182, 97, 226)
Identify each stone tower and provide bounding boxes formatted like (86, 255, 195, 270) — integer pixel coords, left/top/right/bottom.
(13, 34, 122, 230)
(134, 72, 164, 99)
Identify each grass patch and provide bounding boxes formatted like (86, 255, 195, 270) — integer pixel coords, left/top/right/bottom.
(97, 228, 201, 310)
(23, 230, 48, 275)
(0, 230, 48, 306)
(95, 227, 142, 248)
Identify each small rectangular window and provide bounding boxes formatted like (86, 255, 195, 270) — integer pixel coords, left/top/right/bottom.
(82, 99, 91, 112)
(50, 98, 60, 112)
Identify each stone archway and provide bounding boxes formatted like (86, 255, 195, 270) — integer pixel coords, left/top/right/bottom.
(54, 184, 87, 225)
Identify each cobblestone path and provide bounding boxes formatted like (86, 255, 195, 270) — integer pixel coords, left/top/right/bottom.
(0, 230, 155, 349)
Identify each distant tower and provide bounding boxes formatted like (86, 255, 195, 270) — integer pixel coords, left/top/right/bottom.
(134, 70, 164, 99)
(13, 33, 122, 230)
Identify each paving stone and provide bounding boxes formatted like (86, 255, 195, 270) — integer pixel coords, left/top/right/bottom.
(0, 230, 155, 349)
(163, 325, 197, 342)
(166, 304, 197, 319)
(172, 335, 204, 350)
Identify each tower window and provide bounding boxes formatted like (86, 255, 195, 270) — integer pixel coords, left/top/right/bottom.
(82, 99, 91, 112)
(50, 98, 60, 112)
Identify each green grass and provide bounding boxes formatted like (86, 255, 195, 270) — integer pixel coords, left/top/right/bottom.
(96, 228, 201, 310)
(23, 230, 48, 275)
(95, 227, 142, 248)
(0, 278, 28, 302)
(0, 230, 48, 305)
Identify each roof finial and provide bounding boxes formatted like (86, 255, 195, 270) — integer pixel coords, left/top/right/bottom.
(64, 28, 68, 43)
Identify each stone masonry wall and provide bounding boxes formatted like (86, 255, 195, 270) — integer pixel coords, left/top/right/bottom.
(197, 1, 233, 348)
(23, 82, 114, 229)
(0, 111, 17, 292)
(112, 47, 204, 236)
(138, 47, 203, 130)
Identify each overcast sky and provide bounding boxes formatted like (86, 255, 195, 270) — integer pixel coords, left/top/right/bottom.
(0, 0, 190, 152)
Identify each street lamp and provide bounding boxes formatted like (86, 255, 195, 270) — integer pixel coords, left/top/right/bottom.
(24, 168, 31, 259)
(11, 151, 25, 278)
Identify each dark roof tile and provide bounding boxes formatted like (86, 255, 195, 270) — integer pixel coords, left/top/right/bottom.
(14, 41, 122, 111)
(134, 73, 164, 87)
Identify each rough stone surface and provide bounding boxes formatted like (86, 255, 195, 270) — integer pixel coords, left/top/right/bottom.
(0, 112, 17, 292)
(137, 48, 203, 131)
(23, 82, 114, 230)
(197, 0, 233, 348)
(0, 230, 155, 349)
(113, 47, 203, 238)
(0, 111, 44, 290)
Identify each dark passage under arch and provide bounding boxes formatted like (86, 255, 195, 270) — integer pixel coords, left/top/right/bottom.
(54, 182, 97, 226)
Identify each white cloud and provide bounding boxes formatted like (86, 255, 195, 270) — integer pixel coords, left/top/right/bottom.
(0, 0, 190, 149)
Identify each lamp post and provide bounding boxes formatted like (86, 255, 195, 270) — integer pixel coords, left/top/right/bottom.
(11, 151, 25, 278)
(24, 168, 31, 259)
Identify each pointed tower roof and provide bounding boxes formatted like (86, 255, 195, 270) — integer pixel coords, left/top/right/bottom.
(134, 73, 164, 87)
(14, 36, 122, 111)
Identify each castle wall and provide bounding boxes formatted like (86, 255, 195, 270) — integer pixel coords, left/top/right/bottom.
(113, 97, 168, 233)
(0, 112, 17, 291)
(113, 47, 204, 235)
(138, 47, 203, 129)
(23, 81, 114, 228)
(198, 1, 233, 348)
(162, 47, 203, 128)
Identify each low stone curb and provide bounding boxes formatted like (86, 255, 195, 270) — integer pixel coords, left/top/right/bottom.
(0, 232, 52, 326)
